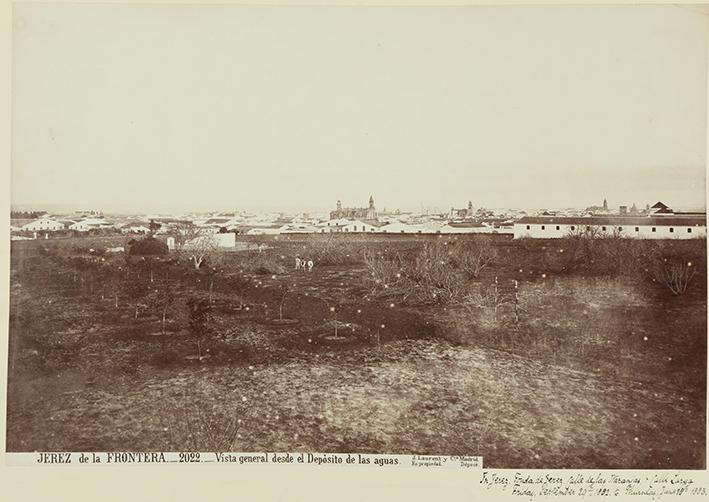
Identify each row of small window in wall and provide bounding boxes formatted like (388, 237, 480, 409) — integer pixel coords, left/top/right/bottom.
(325, 226, 377, 232)
(524, 224, 695, 233)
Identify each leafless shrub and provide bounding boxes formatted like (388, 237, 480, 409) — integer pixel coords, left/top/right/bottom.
(459, 277, 523, 326)
(567, 224, 602, 239)
(167, 221, 202, 250)
(181, 233, 219, 270)
(238, 251, 286, 275)
(554, 233, 657, 277)
(449, 236, 497, 279)
(302, 234, 365, 265)
(405, 241, 466, 303)
(363, 241, 470, 304)
(362, 250, 404, 292)
(648, 258, 697, 295)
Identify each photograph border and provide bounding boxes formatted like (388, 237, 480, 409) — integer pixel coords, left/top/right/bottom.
(1, 1, 708, 500)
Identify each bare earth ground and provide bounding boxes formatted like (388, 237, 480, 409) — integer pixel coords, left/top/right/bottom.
(8, 340, 704, 469)
(6, 235, 707, 468)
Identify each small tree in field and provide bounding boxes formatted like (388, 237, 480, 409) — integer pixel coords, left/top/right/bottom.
(148, 285, 177, 352)
(125, 276, 150, 319)
(182, 233, 219, 270)
(146, 256, 162, 283)
(169, 221, 202, 250)
(452, 236, 497, 279)
(276, 283, 290, 320)
(99, 263, 122, 307)
(201, 266, 224, 303)
(161, 258, 181, 283)
(304, 233, 362, 265)
(187, 297, 214, 360)
(648, 257, 697, 295)
(69, 256, 90, 284)
(408, 241, 465, 303)
(362, 250, 403, 294)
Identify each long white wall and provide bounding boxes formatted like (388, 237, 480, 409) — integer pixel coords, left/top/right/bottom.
(513, 223, 706, 240)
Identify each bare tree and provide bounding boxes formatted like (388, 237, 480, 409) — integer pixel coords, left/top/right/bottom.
(452, 236, 497, 279)
(408, 241, 465, 303)
(101, 265, 122, 308)
(125, 277, 150, 319)
(182, 232, 219, 270)
(148, 285, 177, 352)
(648, 258, 696, 295)
(363, 241, 468, 304)
(362, 250, 403, 295)
(187, 297, 214, 360)
(277, 283, 290, 320)
(169, 221, 202, 250)
(304, 233, 365, 265)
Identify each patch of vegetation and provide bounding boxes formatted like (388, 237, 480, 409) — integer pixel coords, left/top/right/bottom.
(129, 237, 168, 256)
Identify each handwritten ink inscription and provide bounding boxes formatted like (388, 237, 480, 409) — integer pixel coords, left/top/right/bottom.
(480, 471, 707, 499)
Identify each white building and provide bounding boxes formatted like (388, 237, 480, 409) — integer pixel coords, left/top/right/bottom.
(183, 232, 236, 249)
(514, 216, 706, 240)
(379, 221, 423, 233)
(120, 224, 151, 234)
(281, 223, 321, 233)
(69, 218, 115, 232)
(196, 217, 243, 233)
(246, 227, 282, 236)
(439, 222, 490, 234)
(21, 218, 65, 232)
(320, 219, 380, 233)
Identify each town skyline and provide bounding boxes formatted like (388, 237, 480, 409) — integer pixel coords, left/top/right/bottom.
(10, 190, 707, 217)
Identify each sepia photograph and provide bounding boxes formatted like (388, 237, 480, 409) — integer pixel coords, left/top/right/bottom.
(7, 2, 708, 470)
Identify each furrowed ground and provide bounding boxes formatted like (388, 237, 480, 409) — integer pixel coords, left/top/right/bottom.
(6, 233, 707, 468)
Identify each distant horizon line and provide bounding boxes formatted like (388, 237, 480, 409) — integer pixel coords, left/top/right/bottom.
(10, 201, 708, 215)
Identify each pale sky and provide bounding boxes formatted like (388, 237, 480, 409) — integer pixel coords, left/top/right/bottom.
(11, 4, 708, 213)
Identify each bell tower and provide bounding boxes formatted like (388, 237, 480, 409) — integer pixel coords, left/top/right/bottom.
(366, 195, 377, 222)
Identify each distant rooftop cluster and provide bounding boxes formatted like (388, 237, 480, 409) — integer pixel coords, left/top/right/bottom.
(9, 196, 706, 240)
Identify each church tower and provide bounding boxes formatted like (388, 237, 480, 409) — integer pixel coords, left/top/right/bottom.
(603, 197, 608, 211)
(366, 195, 377, 222)
(336, 200, 342, 211)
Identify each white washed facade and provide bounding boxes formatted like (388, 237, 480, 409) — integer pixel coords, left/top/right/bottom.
(513, 216, 706, 239)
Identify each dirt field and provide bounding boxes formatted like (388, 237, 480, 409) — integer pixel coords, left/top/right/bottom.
(6, 233, 706, 468)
